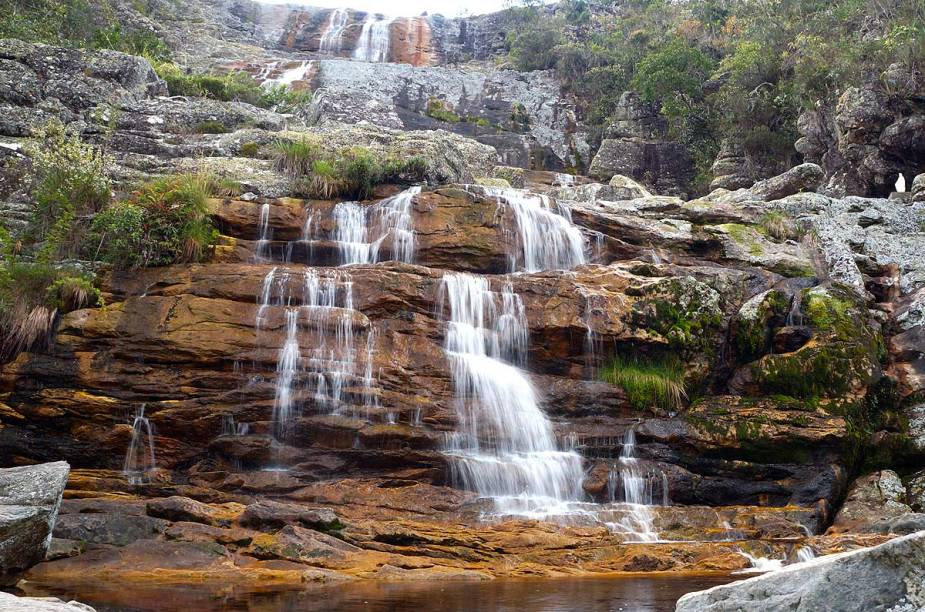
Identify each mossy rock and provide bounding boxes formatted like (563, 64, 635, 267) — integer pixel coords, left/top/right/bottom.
(732, 289, 791, 363)
(628, 276, 724, 353)
(475, 177, 511, 188)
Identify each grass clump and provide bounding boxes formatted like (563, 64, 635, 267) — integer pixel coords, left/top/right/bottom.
(151, 61, 306, 111)
(193, 120, 229, 135)
(760, 211, 804, 241)
(601, 353, 687, 414)
(90, 174, 218, 269)
(239, 142, 262, 158)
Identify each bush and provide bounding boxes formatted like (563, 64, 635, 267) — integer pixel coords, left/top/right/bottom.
(273, 138, 322, 176)
(239, 142, 262, 158)
(601, 353, 687, 414)
(425, 99, 461, 123)
(260, 84, 312, 113)
(28, 120, 112, 263)
(193, 120, 229, 134)
(91, 174, 218, 268)
(338, 148, 379, 200)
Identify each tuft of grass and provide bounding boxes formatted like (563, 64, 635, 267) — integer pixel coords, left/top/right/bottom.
(601, 353, 687, 414)
(273, 138, 321, 176)
(760, 211, 804, 241)
(239, 142, 262, 158)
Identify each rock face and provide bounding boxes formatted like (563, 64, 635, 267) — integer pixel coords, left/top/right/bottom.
(0, 592, 95, 611)
(588, 92, 695, 197)
(304, 58, 589, 170)
(0, 462, 70, 581)
(796, 73, 925, 197)
(828, 471, 914, 533)
(676, 530, 925, 612)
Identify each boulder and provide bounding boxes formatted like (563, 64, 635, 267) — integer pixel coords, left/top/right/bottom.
(912, 173, 925, 202)
(491, 165, 525, 188)
(749, 163, 824, 201)
(608, 174, 650, 199)
(828, 471, 913, 534)
(0, 592, 95, 611)
(146, 496, 244, 527)
(676, 530, 925, 612)
(239, 499, 342, 531)
(53, 512, 168, 546)
(0, 461, 69, 581)
(908, 470, 925, 512)
(709, 138, 754, 191)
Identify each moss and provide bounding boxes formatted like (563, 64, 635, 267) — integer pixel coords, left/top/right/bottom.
(718, 223, 765, 256)
(193, 120, 229, 134)
(630, 277, 723, 353)
(425, 99, 461, 123)
(239, 142, 261, 158)
(734, 289, 790, 363)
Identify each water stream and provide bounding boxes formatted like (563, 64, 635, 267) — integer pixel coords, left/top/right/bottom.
(439, 273, 585, 517)
(319, 8, 350, 54)
(123, 404, 156, 485)
(353, 14, 394, 62)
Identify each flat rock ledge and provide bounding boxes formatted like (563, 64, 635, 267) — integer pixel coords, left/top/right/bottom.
(676, 530, 925, 612)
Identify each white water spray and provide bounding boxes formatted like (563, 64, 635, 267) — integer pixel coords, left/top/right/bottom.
(319, 8, 350, 54)
(353, 14, 394, 62)
(123, 404, 156, 485)
(440, 273, 585, 517)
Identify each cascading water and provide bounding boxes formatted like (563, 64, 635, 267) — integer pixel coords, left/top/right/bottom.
(353, 15, 394, 62)
(329, 186, 421, 265)
(255, 266, 376, 437)
(254, 202, 272, 262)
(319, 8, 350, 54)
(262, 61, 312, 88)
(484, 187, 585, 272)
(439, 273, 585, 517)
(123, 404, 156, 485)
(604, 427, 666, 542)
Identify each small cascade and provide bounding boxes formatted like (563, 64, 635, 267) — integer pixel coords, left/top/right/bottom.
(221, 414, 250, 436)
(580, 289, 602, 376)
(123, 404, 156, 485)
(604, 428, 666, 542)
(254, 202, 272, 262)
(735, 551, 784, 573)
(439, 273, 585, 517)
(319, 8, 350, 54)
(255, 267, 377, 437)
(484, 187, 585, 272)
(786, 292, 803, 326)
(261, 61, 312, 88)
(795, 546, 816, 563)
(328, 186, 421, 265)
(353, 15, 394, 62)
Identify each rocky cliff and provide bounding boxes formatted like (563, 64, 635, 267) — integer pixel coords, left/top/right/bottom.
(0, 1, 924, 600)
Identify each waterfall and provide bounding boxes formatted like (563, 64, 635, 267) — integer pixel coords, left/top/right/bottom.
(123, 404, 156, 485)
(254, 202, 272, 262)
(330, 186, 421, 265)
(319, 8, 350, 54)
(736, 551, 784, 573)
(261, 61, 312, 88)
(256, 266, 377, 437)
(604, 428, 665, 542)
(795, 547, 816, 563)
(439, 273, 585, 517)
(353, 15, 394, 62)
(221, 414, 249, 436)
(484, 187, 585, 272)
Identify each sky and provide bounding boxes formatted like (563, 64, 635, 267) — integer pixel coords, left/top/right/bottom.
(254, 0, 516, 18)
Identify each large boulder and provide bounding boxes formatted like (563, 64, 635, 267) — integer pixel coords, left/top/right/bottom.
(0, 461, 70, 581)
(676, 530, 925, 612)
(828, 471, 913, 534)
(749, 163, 824, 201)
(0, 592, 95, 611)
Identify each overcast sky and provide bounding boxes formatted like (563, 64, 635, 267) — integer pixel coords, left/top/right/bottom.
(254, 0, 516, 18)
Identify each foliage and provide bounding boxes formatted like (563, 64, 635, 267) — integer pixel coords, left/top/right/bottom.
(27, 120, 112, 263)
(259, 84, 312, 114)
(193, 120, 229, 134)
(425, 99, 461, 123)
(90, 174, 218, 269)
(150, 61, 301, 110)
(601, 353, 687, 414)
(505, 0, 925, 193)
(273, 139, 428, 199)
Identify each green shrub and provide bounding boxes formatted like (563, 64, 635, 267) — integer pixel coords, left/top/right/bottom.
(425, 99, 461, 123)
(91, 174, 217, 268)
(150, 62, 270, 107)
(260, 84, 312, 113)
(193, 120, 229, 134)
(28, 120, 112, 263)
(601, 353, 687, 414)
(338, 148, 380, 199)
(239, 142, 262, 158)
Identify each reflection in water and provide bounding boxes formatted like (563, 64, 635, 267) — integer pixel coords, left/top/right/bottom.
(19, 575, 737, 612)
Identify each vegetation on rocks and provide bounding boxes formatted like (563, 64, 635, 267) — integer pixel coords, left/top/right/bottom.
(601, 353, 687, 414)
(506, 0, 925, 180)
(91, 174, 218, 269)
(273, 138, 427, 199)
